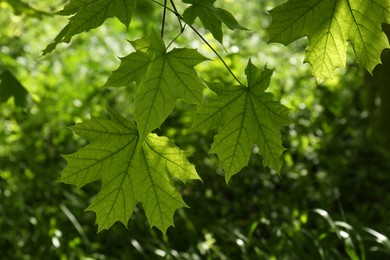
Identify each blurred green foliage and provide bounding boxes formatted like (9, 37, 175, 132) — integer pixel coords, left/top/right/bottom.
(1, 0, 389, 259)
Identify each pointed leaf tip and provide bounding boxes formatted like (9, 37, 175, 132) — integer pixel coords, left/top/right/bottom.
(193, 60, 289, 182)
(44, 0, 136, 53)
(183, 0, 246, 43)
(61, 109, 200, 233)
(268, 0, 390, 81)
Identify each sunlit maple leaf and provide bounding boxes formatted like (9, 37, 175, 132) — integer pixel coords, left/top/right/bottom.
(191, 60, 290, 182)
(105, 31, 207, 140)
(267, 0, 390, 82)
(60, 109, 201, 233)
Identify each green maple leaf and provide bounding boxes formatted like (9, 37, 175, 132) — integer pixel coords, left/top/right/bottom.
(43, 0, 135, 55)
(0, 70, 28, 107)
(267, 0, 390, 82)
(191, 60, 290, 182)
(104, 31, 207, 140)
(60, 109, 201, 233)
(182, 0, 246, 43)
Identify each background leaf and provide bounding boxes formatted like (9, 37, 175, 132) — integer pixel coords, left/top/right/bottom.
(0, 70, 28, 107)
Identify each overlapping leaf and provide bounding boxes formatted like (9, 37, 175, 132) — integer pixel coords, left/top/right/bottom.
(191, 60, 290, 182)
(60, 109, 200, 233)
(183, 0, 246, 43)
(43, 0, 136, 54)
(105, 31, 207, 140)
(267, 0, 390, 82)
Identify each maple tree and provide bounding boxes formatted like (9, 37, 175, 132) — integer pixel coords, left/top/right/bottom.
(39, 0, 390, 233)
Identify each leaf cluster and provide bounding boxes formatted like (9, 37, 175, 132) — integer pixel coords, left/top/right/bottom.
(41, 0, 390, 233)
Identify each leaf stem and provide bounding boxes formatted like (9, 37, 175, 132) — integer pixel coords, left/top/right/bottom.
(167, 24, 187, 50)
(150, 0, 244, 86)
(186, 23, 244, 86)
(161, 0, 168, 38)
(170, 0, 184, 32)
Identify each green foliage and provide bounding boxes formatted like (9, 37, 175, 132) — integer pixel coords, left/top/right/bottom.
(61, 109, 200, 233)
(1, 0, 390, 258)
(182, 0, 246, 43)
(268, 0, 390, 81)
(192, 60, 290, 181)
(2, 0, 49, 16)
(39, 0, 389, 234)
(43, 0, 136, 54)
(0, 70, 28, 106)
(106, 31, 207, 140)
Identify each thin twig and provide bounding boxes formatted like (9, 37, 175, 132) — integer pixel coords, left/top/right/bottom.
(186, 23, 244, 86)
(169, 0, 184, 32)
(161, 0, 168, 38)
(150, 0, 244, 86)
(167, 24, 187, 49)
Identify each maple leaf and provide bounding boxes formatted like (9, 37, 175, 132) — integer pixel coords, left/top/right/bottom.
(104, 31, 207, 140)
(0, 70, 28, 107)
(182, 0, 246, 43)
(60, 109, 201, 233)
(43, 0, 135, 55)
(191, 60, 290, 182)
(267, 0, 390, 82)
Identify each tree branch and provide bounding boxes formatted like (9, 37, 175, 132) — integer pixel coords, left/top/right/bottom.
(151, 0, 244, 86)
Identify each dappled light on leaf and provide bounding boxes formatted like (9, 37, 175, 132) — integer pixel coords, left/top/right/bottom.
(267, 0, 390, 81)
